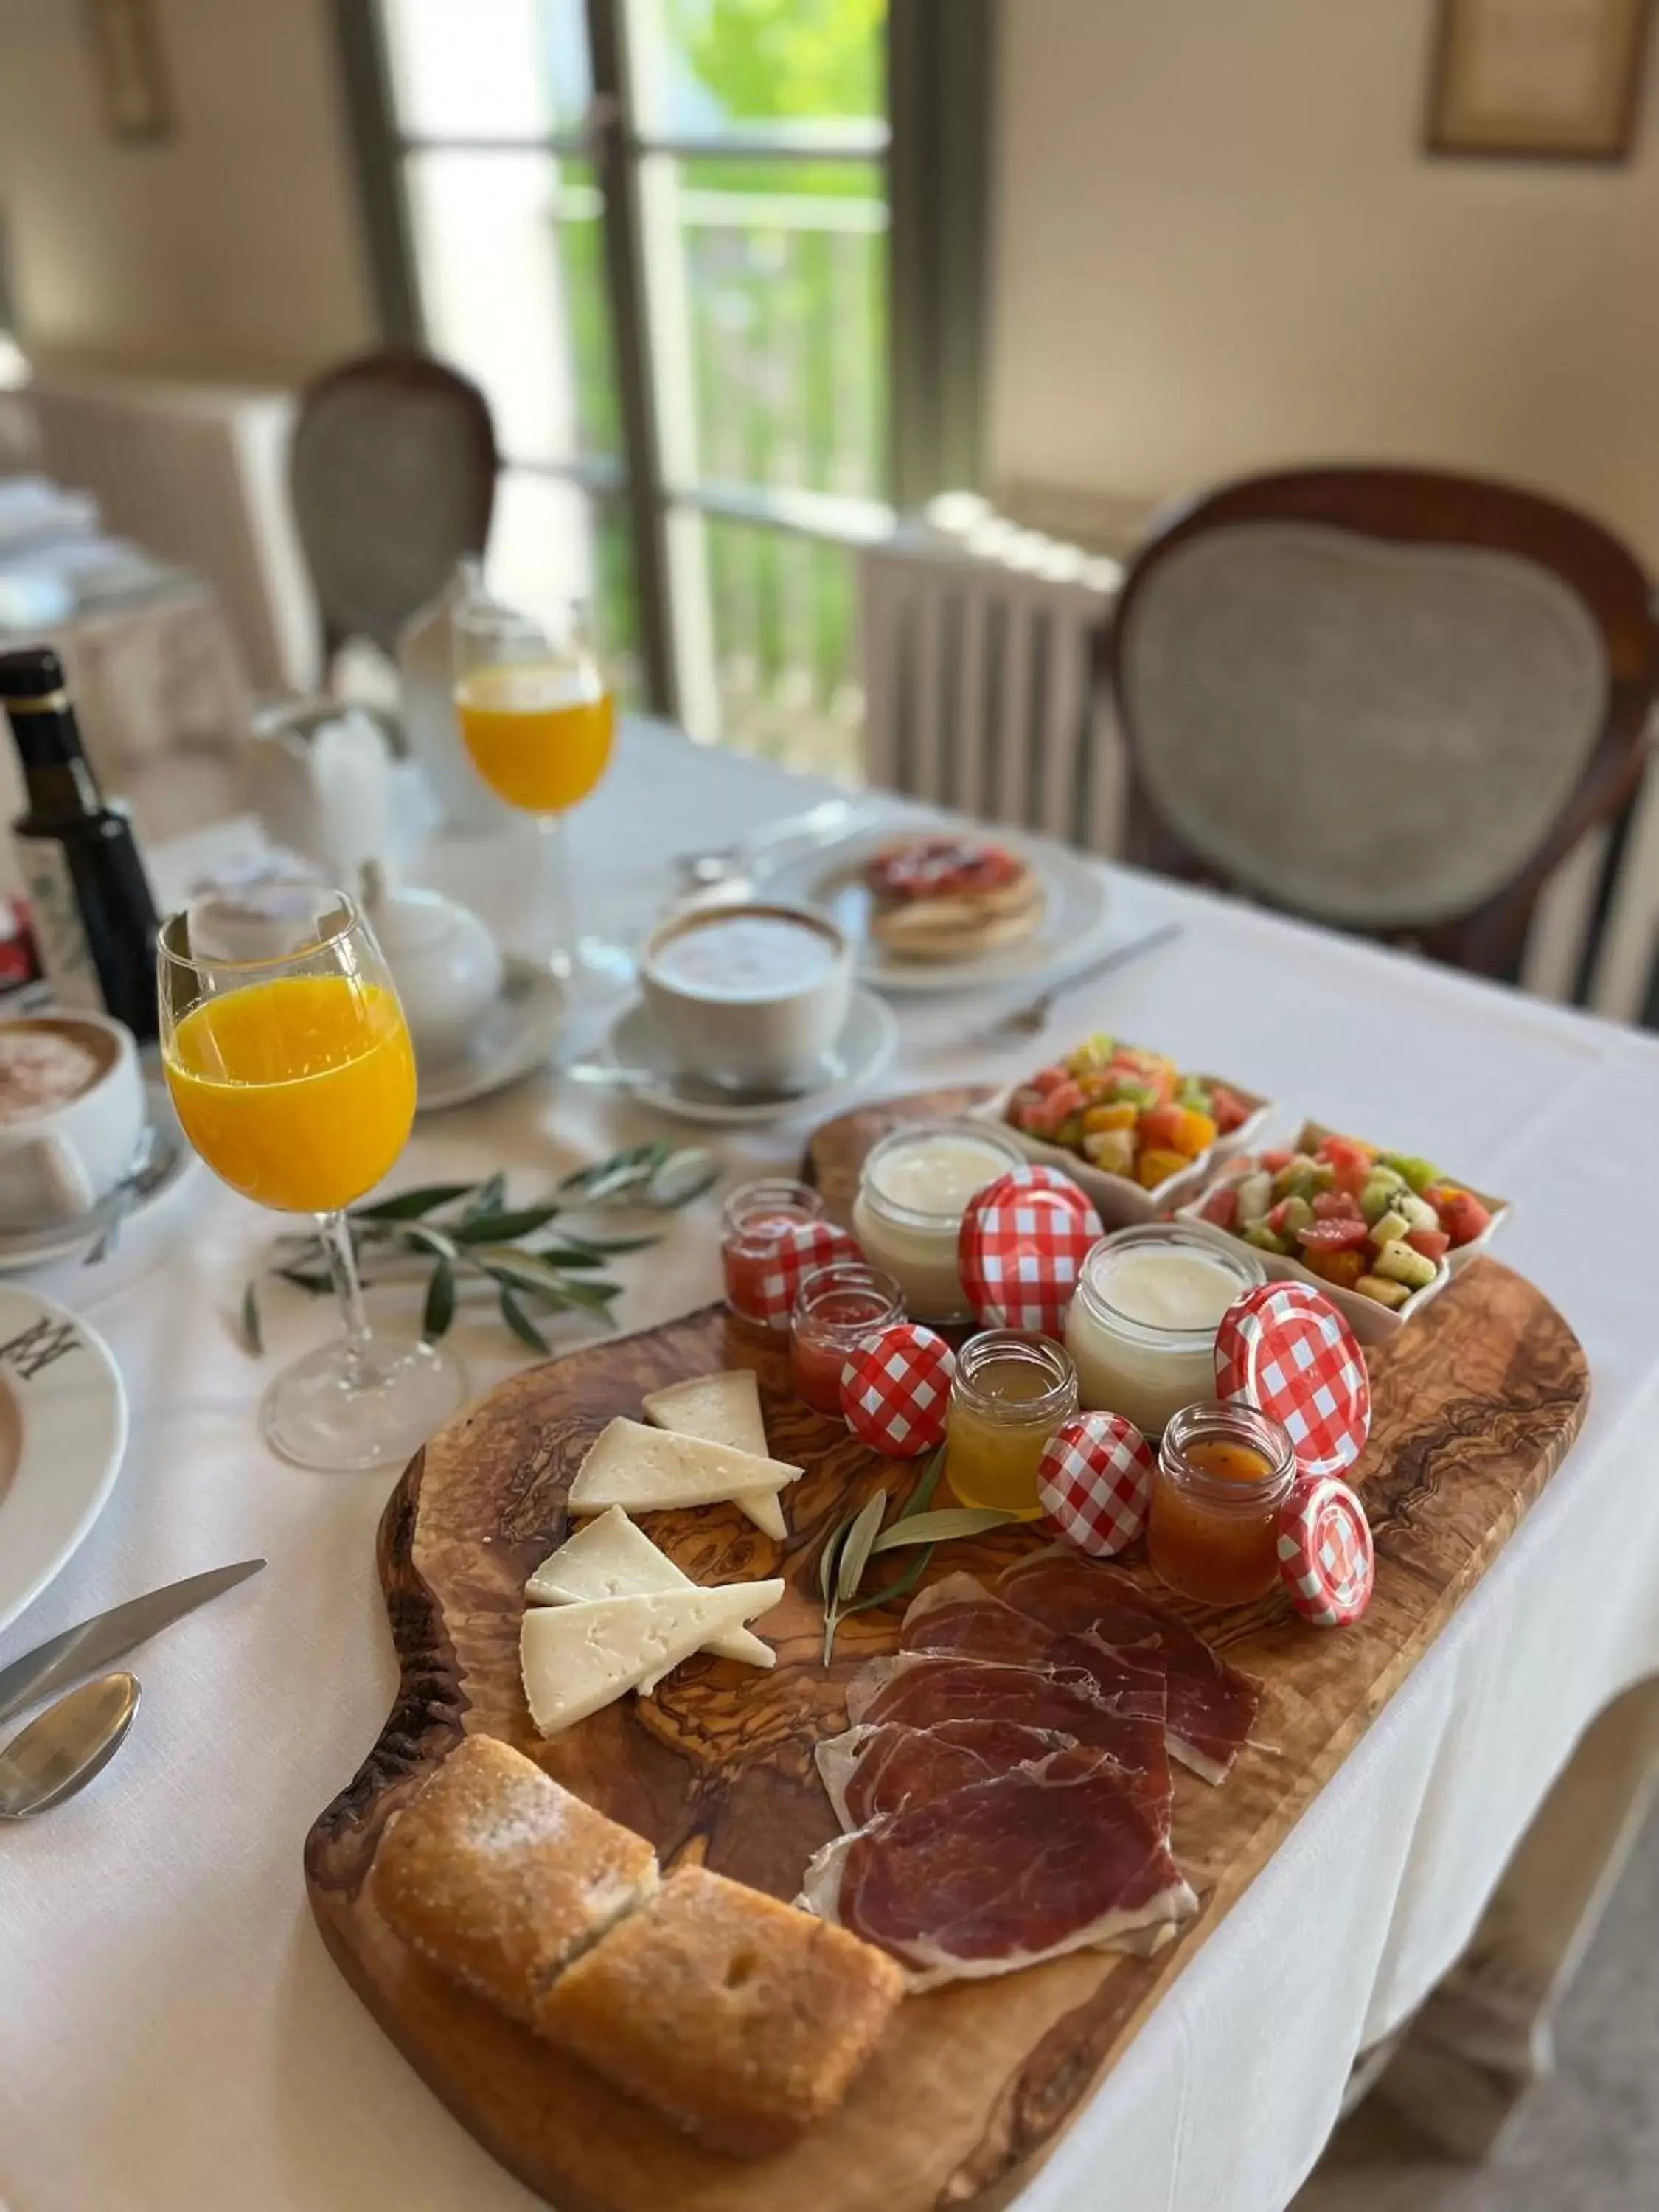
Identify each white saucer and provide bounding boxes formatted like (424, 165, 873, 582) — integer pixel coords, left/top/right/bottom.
(597, 988, 897, 1126)
(0, 1086, 201, 1273)
(0, 1281, 128, 1634)
(416, 956, 568, 1114)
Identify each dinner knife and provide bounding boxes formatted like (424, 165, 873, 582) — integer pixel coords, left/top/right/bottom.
(0, 1559, 265, 1726)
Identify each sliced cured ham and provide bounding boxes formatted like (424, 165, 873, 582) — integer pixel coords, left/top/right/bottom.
(815, 1717, 1077, 1829)
(995, 1552, 1262, 1784)
(849, 1652, 1170, 1806)
(799, 1749, 1197, 1988)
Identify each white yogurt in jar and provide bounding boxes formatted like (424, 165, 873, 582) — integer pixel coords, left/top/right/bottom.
(1065, 1225, 1265, 1435)
(852, 1120, 1024, 1321)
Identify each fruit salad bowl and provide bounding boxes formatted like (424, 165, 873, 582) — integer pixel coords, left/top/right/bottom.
(1177, 1123, 1510, 1345)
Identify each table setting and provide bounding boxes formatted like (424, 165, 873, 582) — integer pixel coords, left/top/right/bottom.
(1, 583, 1659, 2212)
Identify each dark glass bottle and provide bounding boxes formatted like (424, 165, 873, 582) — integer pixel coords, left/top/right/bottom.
(0, 646, 160, 1042)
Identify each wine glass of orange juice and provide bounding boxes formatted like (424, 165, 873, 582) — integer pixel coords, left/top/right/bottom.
(158, 886, 468, 1472)
(453, 578, 628, 997)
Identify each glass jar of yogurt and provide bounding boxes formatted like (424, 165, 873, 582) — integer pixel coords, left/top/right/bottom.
(1064, 1224, 1265, 1435)
(851, 1120, 1025, 1322)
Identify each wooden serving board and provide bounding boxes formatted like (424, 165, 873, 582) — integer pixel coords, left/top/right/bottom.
(305, 1089, 1590, 2212)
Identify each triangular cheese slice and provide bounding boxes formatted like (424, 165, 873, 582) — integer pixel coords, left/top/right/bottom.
(526, 1506, 774, 1671)
(568, 1418, 800, 1522)
(520, 1581, 785, 1737)
(642, 1371, 768, 1458)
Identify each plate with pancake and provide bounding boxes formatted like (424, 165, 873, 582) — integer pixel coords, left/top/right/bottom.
(754, 824, 1110, 993)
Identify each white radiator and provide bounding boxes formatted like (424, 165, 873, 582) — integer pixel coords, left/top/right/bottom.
(858, 523, 1656, 1017)
(23, 366, 317, 695)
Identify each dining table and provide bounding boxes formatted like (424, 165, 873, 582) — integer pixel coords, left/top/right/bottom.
(4, 714, 1659, 2212)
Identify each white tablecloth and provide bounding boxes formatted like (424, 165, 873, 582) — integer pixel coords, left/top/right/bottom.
(3, 720, 1658, 2212)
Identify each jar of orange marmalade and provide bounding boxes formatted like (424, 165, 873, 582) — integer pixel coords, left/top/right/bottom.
(1147, 1400, 1297, 1607)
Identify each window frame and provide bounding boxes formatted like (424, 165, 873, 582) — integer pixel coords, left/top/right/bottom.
(328, 0, 992, 728)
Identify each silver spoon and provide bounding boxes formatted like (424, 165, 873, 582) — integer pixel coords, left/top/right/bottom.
(0, 1672, 139, 1819)
(83, 1124, 162, 1266)
(972, 921, 1186, 1043)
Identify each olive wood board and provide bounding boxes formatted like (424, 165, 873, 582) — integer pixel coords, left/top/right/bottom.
(305, 1088, 1590, 2212)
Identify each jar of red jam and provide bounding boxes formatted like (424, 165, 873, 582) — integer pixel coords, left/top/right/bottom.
(1147, 1400, 1297, 1608)
(790, 1261, 905, 1415)
(721, 1178, 825, 1326)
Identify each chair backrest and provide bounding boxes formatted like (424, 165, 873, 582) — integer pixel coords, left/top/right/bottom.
(1109, 467, 1656, 978)
(289, 349, 498, 664)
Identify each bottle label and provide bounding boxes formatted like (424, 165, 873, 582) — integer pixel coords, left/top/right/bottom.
(20, 841, 103, 1013)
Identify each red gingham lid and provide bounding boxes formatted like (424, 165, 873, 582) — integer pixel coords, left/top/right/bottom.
(840, 1323, 955, 1457)
(1037, 1413, 1155, 1556)
(958, 1186, 1104, 1338)
(1276, 1474, 1375, 1626)
(978, 1163, 1095, 1220)
(1214, 1281, 1371, 1480)
(744, 1220, 863, 1329)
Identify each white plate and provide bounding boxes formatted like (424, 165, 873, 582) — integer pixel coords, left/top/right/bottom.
(0, 1082, 201, 1274)
(754, 824, 1112, 995)
(0, 1283, 128, 1635)
(598, 987, 897, 1126)
(416, 956, 568, 1114)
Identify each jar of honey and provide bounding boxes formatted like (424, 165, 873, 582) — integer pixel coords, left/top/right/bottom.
(721, 1178, 825, 1326)
(945, 1329, 1079, 1519)
(1147, 1400, 1297, 1607)
(790, 1261, 905, 1415)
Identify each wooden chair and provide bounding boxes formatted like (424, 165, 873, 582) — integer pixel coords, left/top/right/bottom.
(1106, 467, 1657, 981)
(288, 349, 498, 671)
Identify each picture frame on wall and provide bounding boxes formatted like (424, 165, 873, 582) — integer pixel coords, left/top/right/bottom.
(1427, 0, 1650, 161)
(83, 0, 174, 145)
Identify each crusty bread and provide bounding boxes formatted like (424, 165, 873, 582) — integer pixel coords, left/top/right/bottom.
(372, 1736, 658, 2026)
(535, 1865, 905, 2157)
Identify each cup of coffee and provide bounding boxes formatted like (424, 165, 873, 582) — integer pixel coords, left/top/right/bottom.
(0, 1013, 146, 1228)
(640, 902, 853, 1091)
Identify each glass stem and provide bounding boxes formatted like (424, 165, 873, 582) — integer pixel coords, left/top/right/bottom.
(538, 811, 578, 979)
(317, 1208, 373, 1387)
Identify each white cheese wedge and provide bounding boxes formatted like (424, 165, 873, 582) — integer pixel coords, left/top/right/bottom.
(526, 1506, 775, 1671)
(520, 1581, 785, 1736)
(568, 1419, 801, 1545)
(641, 1370, 769, 1458)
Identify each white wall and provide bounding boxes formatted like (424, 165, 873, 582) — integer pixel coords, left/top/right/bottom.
(0, 0, 374, 381)
(990, 0, 1659, 565)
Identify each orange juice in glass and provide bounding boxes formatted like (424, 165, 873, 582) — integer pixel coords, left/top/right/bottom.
(453, 580, 629, 1000)
(159, 888, 467, 1472)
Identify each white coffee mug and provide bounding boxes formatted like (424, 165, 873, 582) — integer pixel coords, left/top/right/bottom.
(640, 902, 853, 1091)
(0, 1013, 146, 1229)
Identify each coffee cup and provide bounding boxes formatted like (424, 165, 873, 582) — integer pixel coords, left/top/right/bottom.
(0, 1013, 146, 1228)
(639, 902, 853, 1091)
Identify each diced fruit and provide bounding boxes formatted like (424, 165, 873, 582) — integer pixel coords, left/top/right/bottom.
(1377, 1152, 1439, 1196)
(1298, 1216, 1370, 1253)
(1106, 1078, 1160, 1110)
(1030, 1065, 1070, 1095)
(1436, 1189, 1492, 1247)
(1312, 1189, 1363, 1222)
(1138, 1147, 1190, 1189)
(1082, 1100, 1138, 1134)
(1304, 1248, 1366, 1290)
(1317, 1136, 1376, 1197)
(1082, 1127, 1137, 1177)
(1175, 1077, 1212, 1113)
(1405, 1227, 1450, 1263)
(1369, 1208, 1411, 1248)
(1260, 1149, 1293, 1174)
(1046, 1080, 1086, 1119)
(1273, 1158, 1331, 1202)
(1268, 1194, 1315, 1237)
(1142, 1103, 1217, 1159)
(1360, 1175, 1403, 1225)
(1234, 1170, 1273, 1223)
(1208, 1084, 1250, 1134)
(1397, 1190, 1439, 1234)
(1372, 1239, 1438, 1290)
(1354, 1273, 1411, 1310)
(1242, 1223, 1289, 1254)
(1054, 1116, 1084, 1149)
(1064, 1034, 1116, 1074)
(1198, 1183, 1239, 1229)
